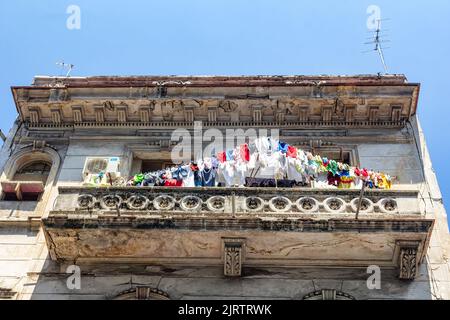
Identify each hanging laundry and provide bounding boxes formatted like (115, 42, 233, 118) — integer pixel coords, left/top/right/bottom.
(201, 167, 216, 187)
(226, 150, 234, 161)
(240, 143, 250, 162)
(217, 151, 226, 163)
(102, 137, 393, 190)
(286, 145, 298, 158)
(277, 141, 289, 154)
(286, 157, 303, 183)
(164, 179, 183, 187)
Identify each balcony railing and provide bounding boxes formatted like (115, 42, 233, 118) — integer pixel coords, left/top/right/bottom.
(51, 186, 421, 217)
(43, 186, 433, 280)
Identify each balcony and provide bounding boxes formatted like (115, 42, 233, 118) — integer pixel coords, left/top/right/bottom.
(42, 186, 433, 279)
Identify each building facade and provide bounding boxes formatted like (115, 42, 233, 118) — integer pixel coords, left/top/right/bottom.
(0, 74, 449, 300)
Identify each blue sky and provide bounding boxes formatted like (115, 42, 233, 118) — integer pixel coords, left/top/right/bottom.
(0, 0, 449, 208)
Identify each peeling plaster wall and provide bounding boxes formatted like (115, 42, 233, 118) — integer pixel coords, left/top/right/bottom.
(0, 106, 449, 299)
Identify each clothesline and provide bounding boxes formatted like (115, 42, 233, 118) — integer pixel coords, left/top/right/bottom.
(86, 137, 393, 189)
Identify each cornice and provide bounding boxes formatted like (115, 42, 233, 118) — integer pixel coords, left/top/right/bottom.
(11, 75, 420, 129)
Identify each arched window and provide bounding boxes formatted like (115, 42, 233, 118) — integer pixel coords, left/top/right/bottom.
(2, 158, 53, 201)
(302, 289, 356, 300)
(113, 287, 170, 300)
(13, 161, 52, 182)
(1, 147, 60, 203)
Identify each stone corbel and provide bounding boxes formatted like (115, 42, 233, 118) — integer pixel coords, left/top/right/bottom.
(222, 238, 246, 277)
(344, 105, 356, 123)
(50, 106, 62, 124)
(251, 105, 263, 123)
(94, 106, 105, 123)
(139, 106, 151, 123)
(208, 107, 217, 123)
(298, 106, 309, 122)
(117, 104, 128, 123)
(368, 106, 379, 122)
(28, 107, 41, 124)
(395, 240, 421, 280)
(183, 106, 195, 123)
(321, 106, 333, 122)
(72, 106, 84, 123)
(391, 105, 403, 122)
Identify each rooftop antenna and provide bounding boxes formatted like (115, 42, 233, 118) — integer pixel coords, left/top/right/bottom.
(363, 19, 390, 74)
(56, 61, 75, 77)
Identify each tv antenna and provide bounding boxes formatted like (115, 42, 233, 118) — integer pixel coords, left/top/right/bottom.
(56, 61, 75, 77)
(363, 19, 390, 74)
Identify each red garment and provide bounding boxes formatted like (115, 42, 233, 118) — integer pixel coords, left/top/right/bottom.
(354, 167, 369, 179)
(361, 168, 369, 178)
(164, 179, 183, 187)
(217, 151, 226, 163)
(190, 163, 199, 171)
(240, 144, 250, 162)
(327, 172, 340, 187)
(287, 145, 298, 158)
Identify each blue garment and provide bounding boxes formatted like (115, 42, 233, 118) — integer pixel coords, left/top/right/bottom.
(193, 170, 202, 187)
(172, 166, 188, 179)
(226, 150, 234, 161)
(143, 173, 156, 186)
(201, 168, 216, 187)
(278, 141, 289, 154)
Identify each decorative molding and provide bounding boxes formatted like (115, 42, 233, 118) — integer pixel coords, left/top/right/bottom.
(0, 287, 17, 299)
(303, 289, 355, 300)
(368, 106, 379, 122)
(184, 107, 194, 123)
(49, 88, 68, 102)
(218, 100, 238, 113)
(68, 189, 407, 216)
(321, 106, 333, 122)
(29, 107, 40, 124)
(344, 105, 355, 122)
(161, 100, 183, 121)
(299, 106, 309, 122)
(223, 238, 245, 277)
(397, 241, 420, 280)
(113, 287, 170, 300)
(391, 105, 402, 122)
(51, 108, 62, 124)
(94, 107, 105, 123)
(25, 120, 409, 130)
(117, 107, 127, 123)
(208, 107, 217, 123)
(72, 106, 83, 123)
(139, 107, 151, 123)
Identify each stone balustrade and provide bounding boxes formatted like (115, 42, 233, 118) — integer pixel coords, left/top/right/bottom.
(51, 186, 421, 217)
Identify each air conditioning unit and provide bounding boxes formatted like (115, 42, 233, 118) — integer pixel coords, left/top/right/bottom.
(82, 157, 121, 185)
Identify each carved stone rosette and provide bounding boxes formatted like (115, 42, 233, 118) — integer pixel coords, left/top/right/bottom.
(74, 191, 404, 215)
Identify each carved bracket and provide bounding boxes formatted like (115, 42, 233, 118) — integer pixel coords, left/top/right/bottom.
(222, 238, 245, 277)
(0, 287, 17, 299)
(395, 240, 421, 280)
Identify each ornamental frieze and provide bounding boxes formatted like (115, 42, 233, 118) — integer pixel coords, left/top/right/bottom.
(63, 188, 409, 216)
(21, 96, 410, 127)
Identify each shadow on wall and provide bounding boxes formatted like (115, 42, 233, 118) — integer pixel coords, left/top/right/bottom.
(24, 260, 435, 300)
(0, 201, 38, 219)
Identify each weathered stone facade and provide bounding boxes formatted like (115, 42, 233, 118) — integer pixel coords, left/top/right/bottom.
(0, 75, 449, 300)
